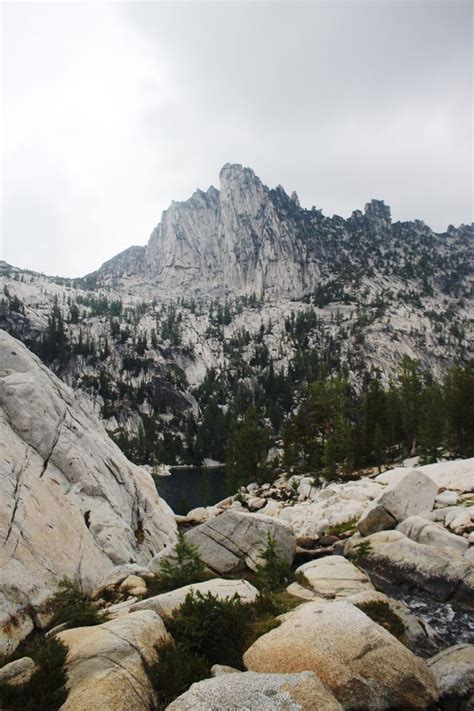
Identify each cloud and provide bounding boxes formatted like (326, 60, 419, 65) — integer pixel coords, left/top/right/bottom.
(1, 0, 472, 277)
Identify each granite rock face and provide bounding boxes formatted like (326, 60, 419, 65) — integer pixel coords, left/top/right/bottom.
(243, 600, 437, 710)
(166, 671, 342, 711)
(428, 644, 474, 710)
(143, 163, 322, 297)
(358, 469, 438, 536)
(57, 610, 167, 711)
(0, 330, 177, 654)
(184, 510, 296, 574)
(93, 162, 472, 306)
(345, 530, 474, 608)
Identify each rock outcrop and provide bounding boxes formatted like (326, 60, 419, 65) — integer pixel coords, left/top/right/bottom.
(134, 164, 323, 298)
(166, 671, 342, 711)
(0, 330, 176, 654)
(428, 644, 474, 710)
(375, 459, 474, 494)
(344, 590, 440, 658)
(288, 555, 374, 600)
(358, 469, 438, 536)
(184, 510, 296, 574)
(243, 600, 437, 710)
(346, 530, 474, 608)
(129, 578, 259, 617)
(57, 610, 167, 711)
(397, 515, 469, 555)
(90, 163, 473, 311)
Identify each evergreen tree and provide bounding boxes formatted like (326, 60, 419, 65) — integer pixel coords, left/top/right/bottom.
(444, 366, 474, 456)
(397, 356, 423, 453)
(419, 383, 445, 462)
(226, 408, 270, 487)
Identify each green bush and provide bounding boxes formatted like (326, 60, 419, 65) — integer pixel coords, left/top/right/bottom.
(49, 578, 108, 629)
(147, 638, 210, 711)
(357, 600, 405, 639)
(165, 591, 252, 669)
(352, 540, 373, 562)
(254, 533, 290, 592)
(148, 532, 208, 595)
(0, 636, 68, 711)
(324, 517, 358, 536)
(147, 589, 303, 707)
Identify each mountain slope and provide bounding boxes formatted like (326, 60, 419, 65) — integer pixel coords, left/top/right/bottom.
(0, 164, 472, 467)
(91, 163, 472, 302)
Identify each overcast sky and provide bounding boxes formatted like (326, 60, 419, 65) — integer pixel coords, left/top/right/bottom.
(1, 1, 472, 277)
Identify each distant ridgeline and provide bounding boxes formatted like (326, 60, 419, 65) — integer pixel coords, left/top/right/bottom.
(0, 164, 472, 477)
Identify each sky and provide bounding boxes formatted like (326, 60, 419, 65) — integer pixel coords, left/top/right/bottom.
(1, 0, 472, 277)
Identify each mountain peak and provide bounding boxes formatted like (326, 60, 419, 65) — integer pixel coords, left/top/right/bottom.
(364, 199, 391, 221)
(364, 199, 391, 232)
(219, 163, 261, 189)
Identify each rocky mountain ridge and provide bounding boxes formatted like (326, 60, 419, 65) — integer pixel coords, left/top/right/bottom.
(91, 163, 473, 302)
(0, 165, 472, 466)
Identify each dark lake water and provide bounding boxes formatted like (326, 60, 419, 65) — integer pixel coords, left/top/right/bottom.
(153, 466, 228, 515)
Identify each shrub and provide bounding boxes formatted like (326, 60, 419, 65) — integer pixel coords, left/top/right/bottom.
(49, 578, 108, 629)
(148, 532, 208, 595)
(357, 600, 405, 639)
(294, 571, 311, 589)
(352, 540, 373, 562)
(165, 591, 252, 669)
(248, 590, 301, 647)
(254, 533, 290, 592)
(147, 638, 210, 711)
(147, 589, 303, 706)
(0, 636, 68, 711)
(324, 517, 358, 537)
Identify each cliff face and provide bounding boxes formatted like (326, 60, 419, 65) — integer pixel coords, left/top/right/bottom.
(141, 163, 318, 296)
(92, 163, 472, 301)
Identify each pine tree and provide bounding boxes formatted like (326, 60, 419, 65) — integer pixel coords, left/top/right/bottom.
(226, 408, 270, 487)
(419, 383, 445, 463)
(444, 366, 474, 456)
(397, 356, 423, 453)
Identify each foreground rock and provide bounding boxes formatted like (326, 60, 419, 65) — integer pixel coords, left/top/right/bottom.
(358, 469, 438, 536)
(243, 600, 437, 710)
(427, 644, 474, 711)
(397, 515, 469, 555)
(0, 656, 36, 686)
(166, 671, 342, 710)
(288, 555, 374, 600)
(346, 530, 474, 609)
(57, 610, 167, 711)
(345, 590, 440, 658)
(184, 510, 295, 574)
(130, 578, 259, 617)
(0, 330, 176, 654)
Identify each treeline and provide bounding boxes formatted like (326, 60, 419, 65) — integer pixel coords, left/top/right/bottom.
(283, 358, 474, 480)
(200, 359, 473, 491)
